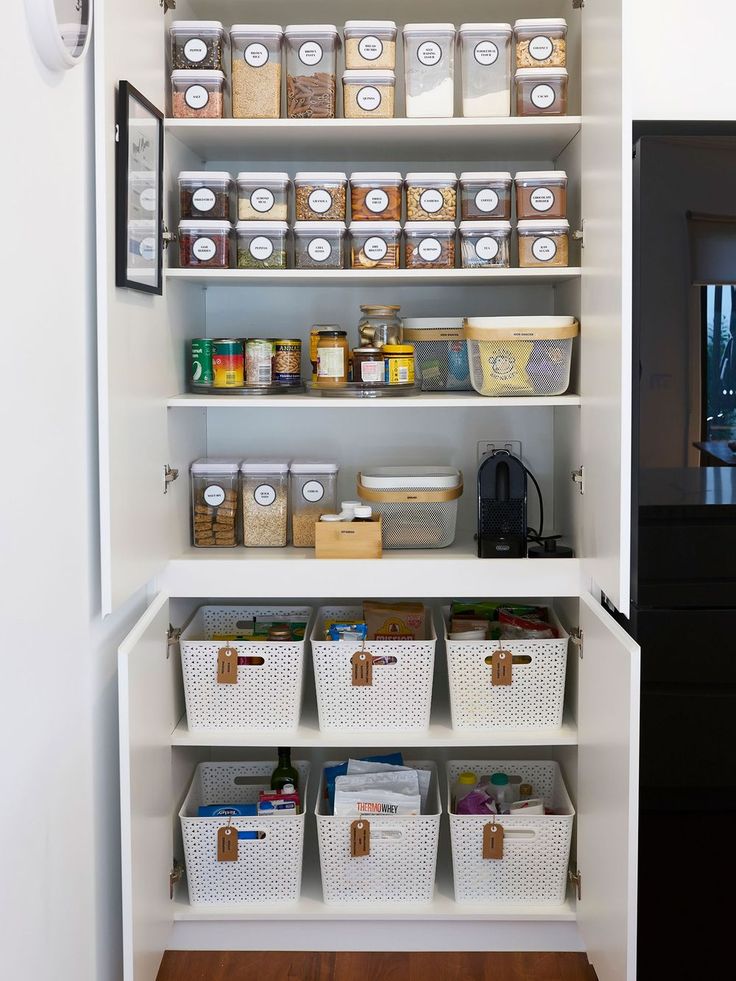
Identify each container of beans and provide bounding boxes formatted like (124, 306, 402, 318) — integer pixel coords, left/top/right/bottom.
(350, 173, 402, 221)
(405, 173, 457, 221)
(514, 19, 567, 69)
(190, 458, 241, 548)
(344, 21, 397, 70)
(350, 221, 401, 270)
(342, 70, 396, 118)
(515, 171, 568, 220)
(236, 221, 288, 270)
(236, 172, 289, 221)
(294, 222, 346, 269)
(170, 21, 226, 71)
(458, 23, 512, 117)
(404, 222, 456, 269)
(179, 172, 231, 220)
(403, 24, 456, 118)
(171, 70, 225, 118)
(515, 68, 568, 116)
(295, 172, 347, 221)
(241, 458, 290, 548)
(459, 172, 512, 220)
(517, 219, 570, 268)
(459, 221, 512, 269)
(284, 25, 340, 119)
(230, 25, 283, 119)
(178, 220, 231, 268)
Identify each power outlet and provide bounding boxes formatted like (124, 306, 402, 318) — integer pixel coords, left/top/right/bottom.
(477, 440, 522, 463)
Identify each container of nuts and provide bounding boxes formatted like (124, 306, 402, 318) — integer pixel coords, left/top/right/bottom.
(295, 172, 348, 221)
(405, 173, 457, 221)
(350, 172, 403, 221)
(190, 458, 241, 548)
(290, 460, 339, 548)
(514, 18, 567, 69)
(240, 459, 290, 547)
(404, 221, 457, 269)
(349, 221, 401, 270)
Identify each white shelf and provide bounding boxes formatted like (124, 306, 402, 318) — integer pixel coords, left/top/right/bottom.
(168, 392, 582, 409)
(165, 116, 582, 162)
(166, 267, 582, 287)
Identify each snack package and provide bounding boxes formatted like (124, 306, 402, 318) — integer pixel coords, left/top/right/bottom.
(334, 768, 422, 817)
(257, 789, 300, 814)
(346, 759, 431, 812)
(197, 803, 258, 817)
(509, 798, 545, 815)
(324, 753, 404, 812)
(451, 601, 502, 620)
(456, 788, 497, 816)
(364, 601, 426, 641)
(326, 621, 368, 642)
(498, 608, 557, 639)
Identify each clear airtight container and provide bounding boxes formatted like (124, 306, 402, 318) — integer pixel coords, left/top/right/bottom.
(294, 172, 348, 221)
(515, 68, 568, 116)
(515, 171, 568, 219)
(236, 172, 290, 221)
(190, 458, 241, 548)
(350, 173, 403, 221)
(235, 221, 288, 269)
(240, 459, 290, 547)
(404, 222, 456, 269)
(171, 70, 225, 118)
(514, 19, 567, 69)
(284, 25, 340, 119)
(290, 461, 339, 547)
(405, 173, 457, 221)
(459, 221, 512, 268)
(344, 21, 398, 70)
(170, 21, 226, 70)
(349, 221, 401, 269)
(402, 318, 471, 392)
(459, 172, 512, 220)
(230, 25, 283, 119)
(294, 222, 346, 269)
(403, 24, 456, 118)
(342, 70, 396, 118)
(458, 23, 512, 117)
(517, 219, 570, 268)
(178, 220, 231, 268)
(179, 172, 232, 220)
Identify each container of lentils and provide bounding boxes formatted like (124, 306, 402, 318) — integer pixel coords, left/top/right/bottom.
(236, 172, 289, 221)
(178, 220, 231, 268)
(295, 172, 347, 221)
(170, 21, 226, 70)
(350, 172, 403, 221)
(284, 25, 340, 119)
(514, 18, 567, 69)
(515, 68, 569, 116)
(230, 25, 283, 119)
(404, 222, 456, 269)
(517, 219, 570, 267)
(402, 23, 456, 118)
(344, 21, 397, 70)
(236, 221, 288, 269)
(294, 222, 346, 269)
(342, 70, 396, 118)
(171, 70, 225, 118)
(405, 173, 457, 221)
(179, 172, 231, 220)
(350, 222, 401, 269)
(240, 458, 290, 548)
(459, 221, 512, 268)
(459, 172, 512, 220)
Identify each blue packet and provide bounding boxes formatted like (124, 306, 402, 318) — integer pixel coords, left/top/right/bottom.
(237, 831, 259, 840)
(198, 803, 258, 817)
(324, 753, 404, 813)
(328, 622, 368, 642)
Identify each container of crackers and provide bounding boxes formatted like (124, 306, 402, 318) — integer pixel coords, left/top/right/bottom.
(190, 458, 241, 548)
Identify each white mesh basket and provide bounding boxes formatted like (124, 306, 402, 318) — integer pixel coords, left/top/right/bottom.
(311, 606, 436, 731)
(180, 605, 312, 731)
(180, 760, 310, 905)
(448, 760, 574, 905)
(445, 607, 568, 730)
(357, 468, 463, 549)
(316, 760, 441, 905)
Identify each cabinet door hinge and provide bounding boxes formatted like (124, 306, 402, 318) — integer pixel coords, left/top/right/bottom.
(161, 223, 176, 248)
(572, 221, 584, 247)
(160, 1, 176, 13)
(167, 624, 182, 659)
(568, 868, 582, 900)
(572, 0, 585, 9)
(164, 464, 179, 494)
(571, 466, 584, 495)
(169, 859, 183, 898)
(570, 627, 584, 658)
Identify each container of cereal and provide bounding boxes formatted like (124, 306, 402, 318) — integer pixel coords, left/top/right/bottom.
(235, 221, 288, 269)
(405, 173, 457, 221)
(171, 70, 225, 119)
(241, 458, 290, 547)
(295, 172, 347, 221)
(402, 318, 471, 391)
(190, 458, 241, 548)
(349, 221, 401, 270)
(179, 172, 232, 220)
(514, 19, 567, 69)
(236, 173, 289, 221)
(290, 460, 339, 547)
(515, 68, 568, 117)
(403, 24, 456, 118)
(459, 221, 512, 268)
(285, 25, 340, 119)
(459, 172, 512, 220)
(342, 70, 396, 119)
(517, 219, 570, 268)
(350, 173, 403, 221)
(170, 21, 226, 70)
(344, 21, 397, 70)
(230, 25, 283, 119)
(404, 222, 456, 270)
(458, 23, 512, 117)
(294, 222, 346, 269)
(178, 220, 231, 268)
(515, 171, 568, 220)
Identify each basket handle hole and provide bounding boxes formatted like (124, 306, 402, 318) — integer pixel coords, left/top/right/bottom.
(372, 656, 397, 667)
(233, 776, 267, 787)
(483, 654, 532, 666)
(240, 656, 265, 666)
(237, 830, 267, 842)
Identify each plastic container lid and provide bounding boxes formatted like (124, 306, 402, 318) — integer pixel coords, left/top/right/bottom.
(458, 771, 478, 785)
(235, 220, 289, 233)
(191, 457, 241, 474)
(460, 220, 512, 231)
(459, 23, 512, 35)
(171, 21, 225, 34)
(240, 458, 290, 474)
(179, 171, 232, 184)
(404, 221, 457, 233)
(515, 67, 568, 79)
(490, 772, 509, 786)
(178, 219, 232, 231)
(319, 514, 344, 522)
(342, 70, 396, 83)
(403, 24, 456, 35)
(230, 25, 283, 38)
(341, 500, 362, 509)
(284, 25, 339, 38)
(344, 20, 397, 32)
(290, 460, 339, 474)
(515, 170, 568, 182)
(383, 344, 415, 354)
(360, 466, 462, 489)
(351, 172, 403, 183)
(294, 221, 346, 233)
(171, 69, 226, 83)
(294, 171, 348, 183)
(349, 221, 401, 232)
(354, 506, 373, 518)
(405, 172, 457, 183)
(514, 18, 568, 30)
(236, 171, 290, 184)
(460, 171, 512, 182)
(517, 219, 570, 231)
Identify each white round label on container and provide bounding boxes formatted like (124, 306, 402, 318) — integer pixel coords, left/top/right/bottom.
(356, 85, 382, 111)
(474, 188, 499, 213)
(139, 187, 156, 212)
(474, 40, 499, 66)
(254, 483, 277, 506)
(250, 188, 275, 213)
(299, 41, 323, 66)
(185, 84, 209, 110)
(183, 38, 207, 63)
(419, 188, 444, 214)
(417, 40, 442, 66)
(418, 237, 442, 261)
(530, 187, 555, 212)
(203, 484, 226, 506)
(365, 189, 389, 213)
(308, 188, 333, 214)
(249, 236, 274, 260)
(531, 236, 557, 261)
(358, 35, 384, 61)
(529, 35, 554, 60)
(244, 42, 269, 67)
(192, 236, 216, 260)
(192, 187, 216, 212)
(474, 236, 500, 261)
(530, 83, 556, 109)
(302, 480, 325, 503)
(139, 237, 156, 261)
(307, 237, 331, 262)
(363, 236, 388, 260)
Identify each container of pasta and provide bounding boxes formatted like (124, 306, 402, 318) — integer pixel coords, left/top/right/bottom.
(464, 316, 579, 397)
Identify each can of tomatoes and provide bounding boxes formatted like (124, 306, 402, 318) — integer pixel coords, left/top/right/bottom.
(212, 339, 244, 387)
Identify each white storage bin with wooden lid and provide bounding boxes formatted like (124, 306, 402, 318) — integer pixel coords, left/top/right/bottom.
(357, 466, 463, 548)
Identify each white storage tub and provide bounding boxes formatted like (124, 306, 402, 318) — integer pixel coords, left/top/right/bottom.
(357, 466, 463, 548)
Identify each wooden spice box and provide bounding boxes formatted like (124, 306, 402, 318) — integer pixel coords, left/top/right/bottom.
(314, 515, 383, 559)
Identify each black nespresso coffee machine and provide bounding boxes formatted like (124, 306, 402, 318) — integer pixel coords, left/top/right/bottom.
(477, 449, 528, 557)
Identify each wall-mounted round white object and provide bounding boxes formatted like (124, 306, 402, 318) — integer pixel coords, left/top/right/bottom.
(30, 0, 93, 72)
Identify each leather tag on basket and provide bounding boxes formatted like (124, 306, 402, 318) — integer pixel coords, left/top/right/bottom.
(217, 825, 238, 862)
(351, 650, 373, 687)
(351, 819, 371, 857)
(483, 821, 504, 860)
(491, 648, 513, 686)
(217, 646, 238, 684)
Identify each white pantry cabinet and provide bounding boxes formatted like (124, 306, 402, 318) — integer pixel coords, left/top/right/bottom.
(95, 0, 639, 978)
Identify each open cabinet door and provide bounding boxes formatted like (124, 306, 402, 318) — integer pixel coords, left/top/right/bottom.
(577, 594, 640, 981)
(579, 0, 632, 613)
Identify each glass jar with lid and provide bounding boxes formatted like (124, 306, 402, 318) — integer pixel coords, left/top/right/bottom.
(352, 346, 386, 386)
(316, 330, 350, 387)
(357, 305, 402, 348)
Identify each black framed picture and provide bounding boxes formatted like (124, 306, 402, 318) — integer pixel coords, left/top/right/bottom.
(116, 81, 164, 294)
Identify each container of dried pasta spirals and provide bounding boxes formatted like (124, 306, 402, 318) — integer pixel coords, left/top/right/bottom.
(284, 25, 340, 119)
(349, 221, 401, 269)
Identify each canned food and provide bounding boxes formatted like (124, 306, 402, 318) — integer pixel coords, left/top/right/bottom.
(191, 338, 213, 385)
(273, 339, 302, 385)
(383, 343, 416, 385)
(246, 338, 274, 386)
(212, 339, 244, 387)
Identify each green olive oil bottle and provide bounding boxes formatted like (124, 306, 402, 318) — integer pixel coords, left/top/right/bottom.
(271, 747, 299, 792)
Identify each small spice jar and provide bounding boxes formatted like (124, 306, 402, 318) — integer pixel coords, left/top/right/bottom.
(517, 219, 570, 268)
(178, 220, 231, 268)
(230, 25, 283, 119)
(459, 221, 512, 268)
(404, 222, 457, 269)
(294, 222, 346, 269)
(316, 330, 349, 387)
(190, 458, 241, 548)
(284, 25, 340, 119)
(405, 173, 457, 221)
(514, 19, 567, 69)
(383, 344, 416, 385)
(179, 172, 232, 220)
(240, 458, 290, 548)
(458, 23, 512, 117)
(236, 172, 289, 221)
(342, 70, 396, 119)
(515, 68, 568, 116)
(236, 221, 288, 269)
(295, 172, 347, 221)
(358, 305, 402, 348)
(402, 24, 457, 118)
(350, 173, 402, 221)
(170, 21, 226, 71)
(171, 70, 225, 119)
(352, 346, 386, 386)
(349, 221, 401, 270)
(290, 460, 339, 547)
(459, 172, 512, 220)
(515, 171, 568, 219)
(344, 21, 397, 70)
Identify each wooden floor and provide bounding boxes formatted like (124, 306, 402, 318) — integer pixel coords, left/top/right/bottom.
(158, 951, 595, 981)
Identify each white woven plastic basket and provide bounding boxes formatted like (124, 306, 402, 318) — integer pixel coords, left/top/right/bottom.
(180, 605, 312, 731)
(447, 760, 574, 905)
(315, 760, 441, 905)
(445, 607, 568, 730)
(311, 606, 436, 731)
(180, 761, 310, 905)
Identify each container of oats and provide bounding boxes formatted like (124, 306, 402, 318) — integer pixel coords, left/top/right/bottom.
(404, 222, 457, 269)
(284, 25, 340, 119)
(342, 70, 396, 118)
(515, 68, 568, 116)
(241, 459, 290, 547)
(344, 20, 397, 70)
(517, 219, 570, 268)
(170, 21, 226, 70)
(230, 25, 283, 119)
(459, 221, 512, 268)
(236, 221, 289, 269)
(294, 222, 347, 269)
(295, 172, 347, 221)
(236, 172, 290, 221)
(171, 70, 225, 119)
(514, 19, 567, 69)
(459, 172, 512, 220)
(405, 173, 457, 221)
(290, 461, 339, 547)
(191, 458, 241, 548)
(515, 171, 568, 220)
(350, 221, 401, 269)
